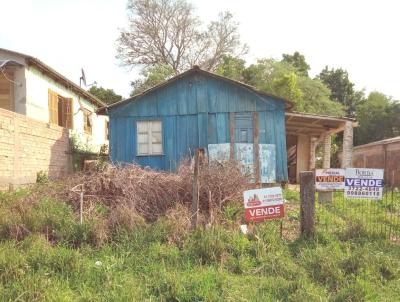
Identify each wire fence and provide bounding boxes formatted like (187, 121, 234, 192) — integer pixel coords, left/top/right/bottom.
(316, 188, 400, 242)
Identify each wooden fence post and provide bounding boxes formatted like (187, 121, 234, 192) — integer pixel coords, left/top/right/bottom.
(300, 171, 315, 238)
(191, 149, 204, 229)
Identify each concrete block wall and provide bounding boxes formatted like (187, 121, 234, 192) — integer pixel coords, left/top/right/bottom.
(0, 108, 72, 190)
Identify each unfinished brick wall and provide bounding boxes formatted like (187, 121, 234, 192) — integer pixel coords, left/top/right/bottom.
(352, 141, 400, 187)
(0, 108, 72, 190)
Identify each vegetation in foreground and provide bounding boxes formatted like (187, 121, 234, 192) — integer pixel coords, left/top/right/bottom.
(0, 188, 399, 301)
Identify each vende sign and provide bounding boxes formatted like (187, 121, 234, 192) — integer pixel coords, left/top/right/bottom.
(315, 169, 345, 191)
(345, 168, 384, 200)
(243, 187, 284, 222)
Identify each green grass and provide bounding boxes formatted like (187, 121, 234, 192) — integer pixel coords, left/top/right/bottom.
(0, 189, 399, 301)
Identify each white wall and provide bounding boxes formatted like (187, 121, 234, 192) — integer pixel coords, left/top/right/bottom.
(0, 50, 108, 152)
(24, 66, 108, 152)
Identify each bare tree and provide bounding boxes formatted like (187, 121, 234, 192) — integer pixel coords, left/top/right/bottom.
(117, 0, 248, 74)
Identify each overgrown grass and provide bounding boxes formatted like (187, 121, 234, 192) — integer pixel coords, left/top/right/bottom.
(0, 188, 399, 301)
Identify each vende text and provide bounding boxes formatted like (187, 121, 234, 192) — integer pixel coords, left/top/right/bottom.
(244, 205, 284, 222)
(316, 176, 344, 182)
(345, 178, 384, 187)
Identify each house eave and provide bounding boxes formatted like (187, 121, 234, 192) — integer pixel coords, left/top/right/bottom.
(26, 58, 106, 108)
(0, 48, 105, 109)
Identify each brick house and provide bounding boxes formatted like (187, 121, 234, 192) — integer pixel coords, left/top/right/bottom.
(0, 48, 109, 151)
(0, 48, 109, 189)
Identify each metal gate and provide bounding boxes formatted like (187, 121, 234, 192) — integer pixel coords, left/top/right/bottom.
(316, 188, 400, 242)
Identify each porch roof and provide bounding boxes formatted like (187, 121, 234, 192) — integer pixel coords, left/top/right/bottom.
(285, 112, 357, 137)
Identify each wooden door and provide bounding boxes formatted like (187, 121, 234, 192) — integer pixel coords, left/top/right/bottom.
(235, 112, 253, 143)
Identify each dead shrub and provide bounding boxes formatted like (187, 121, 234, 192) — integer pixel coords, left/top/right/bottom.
(92, 217, 109, 247)
(109, 204, 146, 233)
(20, 159, 250, 245)
(163, 204, 191, 246)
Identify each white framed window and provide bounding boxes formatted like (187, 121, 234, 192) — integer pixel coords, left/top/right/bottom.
(137, 120, 163, 155)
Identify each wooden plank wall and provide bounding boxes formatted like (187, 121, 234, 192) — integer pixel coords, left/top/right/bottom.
(109, 73, 289, 182)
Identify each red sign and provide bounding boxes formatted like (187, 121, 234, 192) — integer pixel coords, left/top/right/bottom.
(244, 204, 284, 222)
(243, 187, 285, 223)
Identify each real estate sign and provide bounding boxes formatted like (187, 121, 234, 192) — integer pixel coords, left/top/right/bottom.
(243, 187, 284, 222)
(344, 168, 384, 200)
(315, 169, 345, 191)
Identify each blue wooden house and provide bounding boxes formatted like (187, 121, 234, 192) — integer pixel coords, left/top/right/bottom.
(99, 67, 292, 183)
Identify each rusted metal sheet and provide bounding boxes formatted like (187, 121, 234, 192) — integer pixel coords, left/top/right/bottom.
(208, 143, 276, 183)
(208, 143, 230, 162)
(259, 144, 276, 183)
(235, 143, 255, 179)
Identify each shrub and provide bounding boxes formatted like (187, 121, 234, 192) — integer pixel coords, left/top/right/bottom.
(36, 170, 49, 183)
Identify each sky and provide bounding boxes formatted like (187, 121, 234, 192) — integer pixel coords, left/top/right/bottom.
(1, 0, 399, 100)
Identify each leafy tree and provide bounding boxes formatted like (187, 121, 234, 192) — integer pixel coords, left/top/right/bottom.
(88, 86, 122, 105)
(129, 53, 345, 117)
(297, 76, 344, 116)
(215, 56, 246, 82)
(355, 92, 400, 145)
(273, 71, 304, 110)
(243, 59, 294, 94)
(281, 51, 310, 76)
(318, 66, 364, 117)
(241, 59, 344, 116)
(117, 0, 247, 73)
(130, 64, 175, 95)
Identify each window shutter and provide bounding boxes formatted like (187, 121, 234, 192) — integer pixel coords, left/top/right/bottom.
(58, 96, 65, 127)
(48, 90, 58, 124)
(65, 98, 73, 129)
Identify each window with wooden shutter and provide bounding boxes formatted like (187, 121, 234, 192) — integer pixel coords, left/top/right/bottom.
(137, 120, 163, 155)
(48, 90, 73, 129)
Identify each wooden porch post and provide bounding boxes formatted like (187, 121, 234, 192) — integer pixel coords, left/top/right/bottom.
(309, 137, 318, 170)
(341, 121, 353, 168)
(322, 133, 331, 169)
